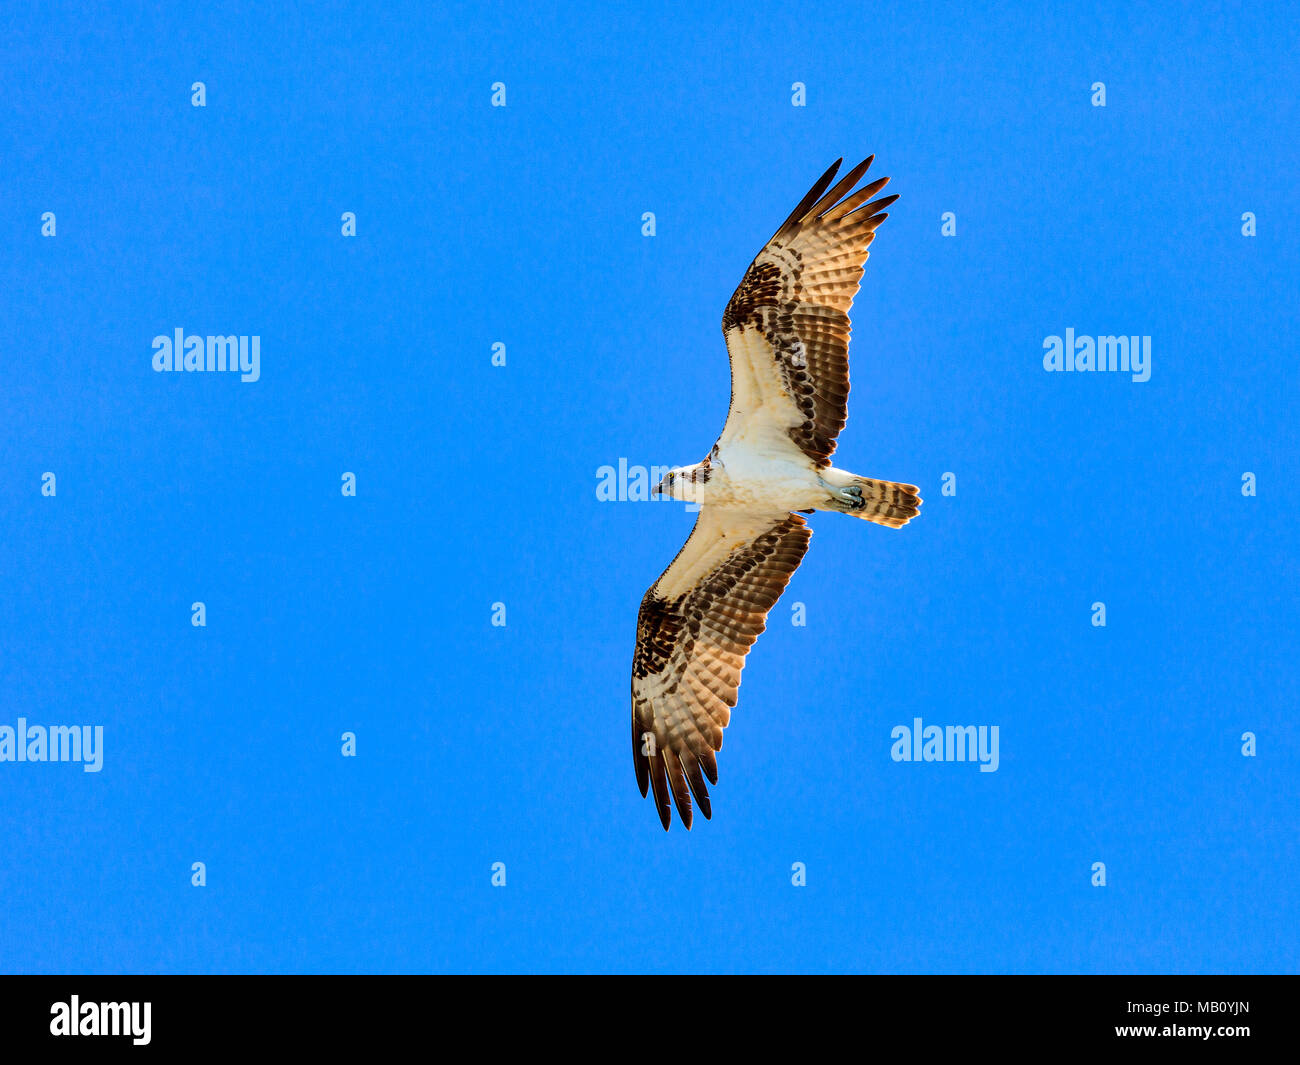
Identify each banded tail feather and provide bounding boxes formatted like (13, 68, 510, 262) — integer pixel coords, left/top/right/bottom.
(821, 472, 922, 528)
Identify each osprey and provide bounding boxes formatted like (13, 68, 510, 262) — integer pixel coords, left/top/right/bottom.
(631, 155, 921, 831)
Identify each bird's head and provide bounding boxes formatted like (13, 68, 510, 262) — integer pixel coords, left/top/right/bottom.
(652, 467, 681, 499)
(654, 464, 706, 504)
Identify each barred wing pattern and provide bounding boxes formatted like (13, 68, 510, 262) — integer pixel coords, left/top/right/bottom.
(720, 156, 898, 467)
(632, 510, 811, 830)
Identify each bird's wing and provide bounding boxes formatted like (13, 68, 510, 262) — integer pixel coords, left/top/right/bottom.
(631, 508, 811, 830)
(719, 156, 898, 467)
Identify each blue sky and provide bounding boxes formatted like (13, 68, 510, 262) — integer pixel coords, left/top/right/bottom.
(1, 1, 1296, 973)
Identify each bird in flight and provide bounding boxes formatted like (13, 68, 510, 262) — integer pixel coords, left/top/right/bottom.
(631, 155, 921, 831)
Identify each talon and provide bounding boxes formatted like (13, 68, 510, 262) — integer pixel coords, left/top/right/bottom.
(829, 484, 864, 508)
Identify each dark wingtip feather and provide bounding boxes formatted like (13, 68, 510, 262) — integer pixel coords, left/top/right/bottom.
(769, 157, 843, 243)
(649, 750, 672, 830)
(850, 192, 900, 221)
(808, 155, 875, 220)
(681, 754, 713, 820)
(700, 748, 718, 786)
(632, 716, 650, 797)
(824, 175, 892, 222)
(665, 754, 694, 830)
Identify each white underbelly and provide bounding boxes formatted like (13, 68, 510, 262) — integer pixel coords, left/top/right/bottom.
(707, 442, 825, 511)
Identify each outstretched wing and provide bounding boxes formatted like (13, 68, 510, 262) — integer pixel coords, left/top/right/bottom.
(631, 509, 811, 830)
(720, 156, 898, 467)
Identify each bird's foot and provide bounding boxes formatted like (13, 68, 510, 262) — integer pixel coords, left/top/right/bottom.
(828, 483, 864, 509)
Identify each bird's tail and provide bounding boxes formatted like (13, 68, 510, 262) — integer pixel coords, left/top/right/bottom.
(820, 470, 922, 529)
